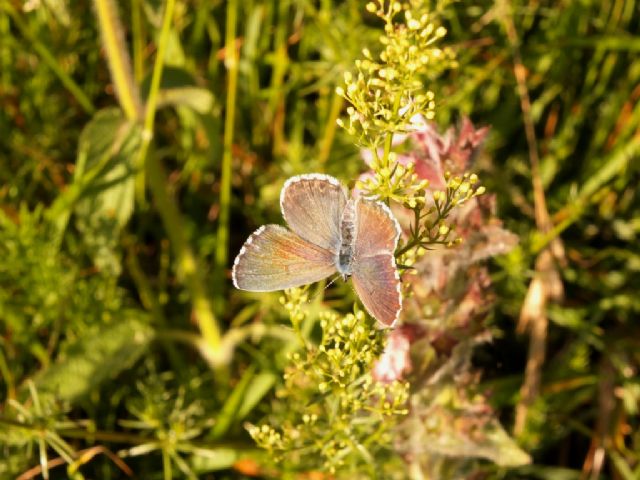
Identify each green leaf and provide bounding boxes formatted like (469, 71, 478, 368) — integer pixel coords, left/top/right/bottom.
(209, 365, 257, 440)
(157, 86, 214, 114)
(189, 448, 242, 473)
(141, 67, 215, 114)
(32, 310, 153, 404)
(237, 371, 277, 420)
(74, 108, 141, 274)
(506, 465, 581, 480)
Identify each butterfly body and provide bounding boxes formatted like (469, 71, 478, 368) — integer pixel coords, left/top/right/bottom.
(337, 199, 357, 278)
(232, 174, 402, 326)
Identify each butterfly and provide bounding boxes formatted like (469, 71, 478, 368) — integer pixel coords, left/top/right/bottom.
(232, 173, 402, 326)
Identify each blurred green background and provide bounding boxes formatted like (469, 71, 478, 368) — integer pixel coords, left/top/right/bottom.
(1, 0, 639, 478)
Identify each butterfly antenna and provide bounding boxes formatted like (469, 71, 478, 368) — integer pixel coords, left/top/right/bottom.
(324, 274, 341, 290)
(307, 274, 342, 304)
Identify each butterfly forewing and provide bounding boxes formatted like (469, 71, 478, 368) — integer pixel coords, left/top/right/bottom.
(232, 225, 336, 291)
(351, 199, 402, 326)
(280, 174, 347, 253)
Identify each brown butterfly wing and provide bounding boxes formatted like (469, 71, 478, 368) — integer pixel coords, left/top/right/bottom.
(351, 199, 402, 326)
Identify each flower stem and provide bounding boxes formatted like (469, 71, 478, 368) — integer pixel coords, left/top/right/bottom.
(141, 0, 223, 359)
(318, 91, 343, 167)
(213, 0, 239, 311)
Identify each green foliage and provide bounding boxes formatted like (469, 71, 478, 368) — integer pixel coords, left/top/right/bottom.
(33, 312, 153, 404)
(74, 107, 141, 274)
(1, 0, 639, 479)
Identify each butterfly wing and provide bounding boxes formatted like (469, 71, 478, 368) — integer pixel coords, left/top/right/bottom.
(351, 199, 402, 326)
(232, 225, 336, 291)
(280, 174, 347, 253)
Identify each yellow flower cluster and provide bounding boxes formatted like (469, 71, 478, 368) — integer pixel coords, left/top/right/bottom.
(336, 1, 453, 149)
(247, 301, 409, 473)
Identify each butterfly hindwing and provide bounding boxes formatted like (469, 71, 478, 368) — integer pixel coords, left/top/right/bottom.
(280, 174, 347, 253)
(232, 225, 336, 291)
(351, 253, 402, 327)
(351, 199, 402, 326)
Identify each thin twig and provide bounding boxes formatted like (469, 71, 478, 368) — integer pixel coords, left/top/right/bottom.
(497, 0, 564, 436)
(17, 446, 133, 480)
(213, 0, 239, 314)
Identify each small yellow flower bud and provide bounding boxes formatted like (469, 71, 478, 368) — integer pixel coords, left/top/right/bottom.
(366, 2, 376, 13)
(408, 19, 421, 30)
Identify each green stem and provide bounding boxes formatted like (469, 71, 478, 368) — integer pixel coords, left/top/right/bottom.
(395, 237, 420, 258)
(131, 0, 144, 83)
(380, 94, 403, 170)
(213, 0, 239, 311)
(0, 416, 259, 452)
(140, 0, 223, 361)
(146, 156, 223, 359)
(93, 0, 142, 121)
(162, 448, 173, 480)
(134, 0, 176, 204)
(267, 0, 290, 155)
(1, 9, 10, 87)
(318, 91, 344, 167)
(141, 0, 174, 135)
(3, 2, 95, 115)
(381, 131, 394, 170)
(0, 346, 15, 400)
(38, 437, 50, 480)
